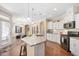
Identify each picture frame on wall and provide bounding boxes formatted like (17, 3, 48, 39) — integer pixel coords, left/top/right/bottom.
(15, 26, 22, 33)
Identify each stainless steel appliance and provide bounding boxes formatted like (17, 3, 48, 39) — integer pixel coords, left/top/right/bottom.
(60, 34, 70, 52)
(64, 21, 75, 29)
(68, 31, 79, 37)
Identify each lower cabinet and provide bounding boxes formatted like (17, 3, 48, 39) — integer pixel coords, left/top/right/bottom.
(56, 34, 60, 44)
(70, 37, 79, 56)
(47, 33, 54, 41)
(47, 33, 60, 44)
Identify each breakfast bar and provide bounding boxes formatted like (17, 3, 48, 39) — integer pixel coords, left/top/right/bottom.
(21, 35, 46, 56)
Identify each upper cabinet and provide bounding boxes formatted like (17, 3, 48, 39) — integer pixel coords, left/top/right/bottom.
(74, 6, 79, 14)
(74, 6, 79, 29)
(75, 14, 79, 29)
(54, 22, 63, 30)
(47, 20, 64, 30)
(47, 21, 53, 29)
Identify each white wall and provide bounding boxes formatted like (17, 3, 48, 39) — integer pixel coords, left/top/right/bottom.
(0, 5, 12, 49)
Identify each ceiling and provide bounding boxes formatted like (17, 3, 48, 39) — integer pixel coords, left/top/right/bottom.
(0, 3, 77, 22)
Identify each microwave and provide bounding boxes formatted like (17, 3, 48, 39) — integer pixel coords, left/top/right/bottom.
(64, 21, 75, 29)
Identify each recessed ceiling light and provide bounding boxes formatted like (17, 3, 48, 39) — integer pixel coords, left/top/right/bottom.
(26, 17, 32, 21)
(26, 17, 31, 20)
(54, 8, 57, 11)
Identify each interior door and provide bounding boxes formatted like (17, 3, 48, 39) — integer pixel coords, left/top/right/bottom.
(40, 22, 44, 35)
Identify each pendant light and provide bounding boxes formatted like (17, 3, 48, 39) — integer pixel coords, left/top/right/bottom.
(27, 3, 31, 20)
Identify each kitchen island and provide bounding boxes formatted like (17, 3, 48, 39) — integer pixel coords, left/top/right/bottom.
(21, 35, 46, 56)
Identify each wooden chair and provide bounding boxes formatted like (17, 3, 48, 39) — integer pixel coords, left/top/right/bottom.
(19, 44, 27, 56)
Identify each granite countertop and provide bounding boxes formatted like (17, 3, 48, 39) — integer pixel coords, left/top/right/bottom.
(70, 37, 79, 39)
(21, 35, 46, 46)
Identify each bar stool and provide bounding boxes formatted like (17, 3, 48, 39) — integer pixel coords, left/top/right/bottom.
(19, 44, 27, 56)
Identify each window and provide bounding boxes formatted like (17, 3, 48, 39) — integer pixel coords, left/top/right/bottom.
(1, 21, 10, 41)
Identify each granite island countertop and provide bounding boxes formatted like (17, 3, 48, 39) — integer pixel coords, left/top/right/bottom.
(21, 35, 46, 46)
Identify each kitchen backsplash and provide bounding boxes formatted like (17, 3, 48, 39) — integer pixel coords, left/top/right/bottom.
(53, 28, 79, 35)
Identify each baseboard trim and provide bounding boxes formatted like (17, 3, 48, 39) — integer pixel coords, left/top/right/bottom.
(46, 40, 61, 46)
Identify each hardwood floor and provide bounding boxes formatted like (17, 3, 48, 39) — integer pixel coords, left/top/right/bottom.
(0, 40, 72, 56)
(0, 40, 24, 56)
(45, 41, 72, 56)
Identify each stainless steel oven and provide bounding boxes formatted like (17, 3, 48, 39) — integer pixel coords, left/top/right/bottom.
(60, 34, 70, 52)
(68, 31, 79, 37)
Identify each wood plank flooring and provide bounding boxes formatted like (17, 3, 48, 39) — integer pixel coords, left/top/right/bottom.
(0, 40, 24, 56)
(0, 40, 72, 56)
(45, 41, 72, 56)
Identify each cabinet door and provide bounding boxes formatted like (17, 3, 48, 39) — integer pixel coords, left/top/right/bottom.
(76, 20, 79, 29)
(54, 23, 58, 29)
(75, 14, 79, 29)
(56, 23, 59, 29)
(52, 34, 58, 43)
(52, 34, 56, 42)
(52, 23, 55, 29)
(57, 22, 63, 29)
(70, 38, 79, 56)
(48, 22, 53, 29)
(47, 33, 54, 41)
(53, 22, 63, 30)
(56, 34, 60, 44)
(74, 39, 79, 55)
(70, 38, 76, 53)
(47, 34, 50, 40)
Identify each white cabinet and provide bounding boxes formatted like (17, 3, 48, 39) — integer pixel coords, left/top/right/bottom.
(75, 14, 79, 29)
(56, 34, 60, 44)
(47, 33, 53, 41)
(53, 33, 60, 44)
(47, 21, 64, 30)
(53, 22, 63, 30)
(70, 37, 76, 55)
(52, 23, 55, 29)
(47, 33, 60, 44)
(47, 22, 53, 29)
(47, 34, 50, 40)
(75, 20, 79, 29)
(70, 37, 79, 56)
(54, 23, 58, 29)
(52, 34, 57, 42)
(57, 22, 63, 29)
